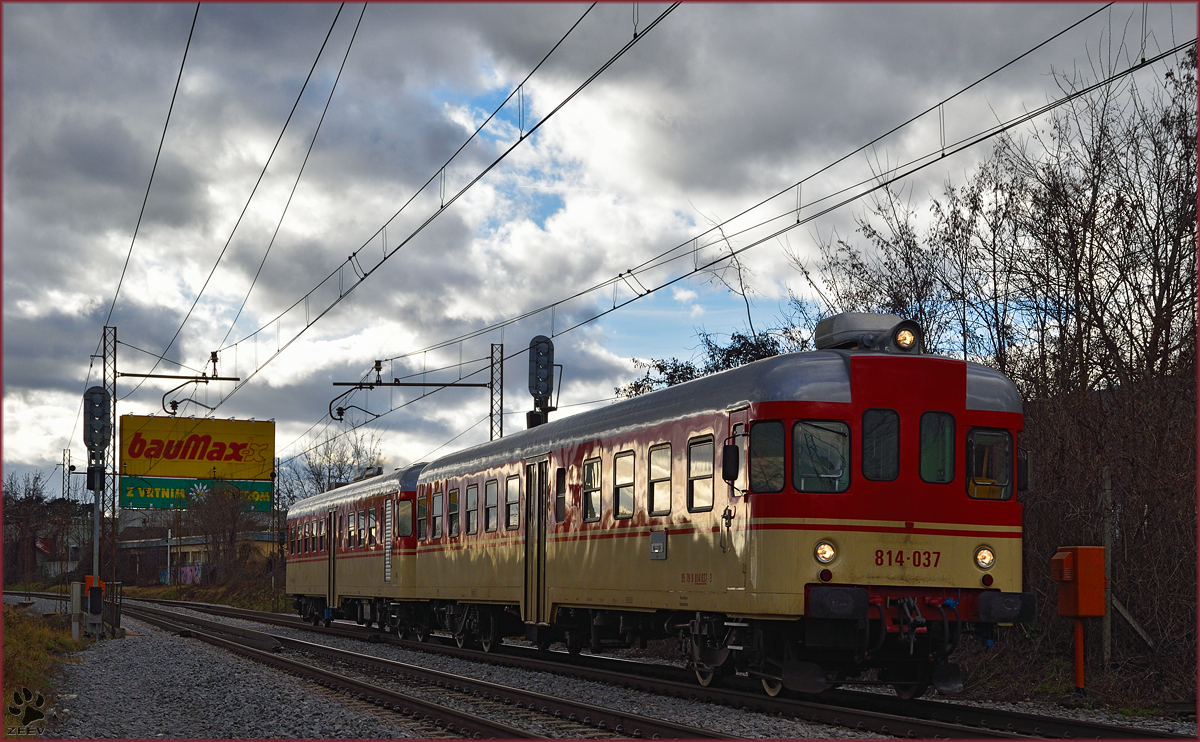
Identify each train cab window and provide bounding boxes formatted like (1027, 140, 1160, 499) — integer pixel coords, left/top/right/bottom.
(448, 489, 460, 537)
(466, 485, 479, 534)
(862, 409, 900, 481)
(395, 499, 413, 537)
(613, 451, 635, 519)
(485, 480, 498, 532)
(554, 467, 567, 524)
(432, 492, 444, 539)
(505, 476, 521, 530)
(687, 437, 714, 511)
(794, 421, 851, 493)
(368, 507, 377, 546)
(648, 444, 672, 515)
(920, 412, 956, 484)
(358, 510, 367, 547)
(749, 421, 786, 493)
(582, 458, 602, 522)
(966, 428, 1012, 500)
(417, 494, 428, 540)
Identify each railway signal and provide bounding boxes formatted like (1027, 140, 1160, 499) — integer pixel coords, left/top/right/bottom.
(82, 385, 110, 639)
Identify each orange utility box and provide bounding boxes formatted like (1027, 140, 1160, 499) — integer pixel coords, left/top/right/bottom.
(1051, 546, 1106, 617)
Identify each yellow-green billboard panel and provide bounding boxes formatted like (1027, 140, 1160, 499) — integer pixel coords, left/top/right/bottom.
(119, 415, 274, 481)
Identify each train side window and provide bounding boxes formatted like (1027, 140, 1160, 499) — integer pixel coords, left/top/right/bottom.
(554, 467, 567, 524)
(432, 492, 444, 539)
(862, 409, 899, 481)
(289, 525, 296, 555)
(688, 437, 714, 512)
(368, 507, 377, 546)
(358, 510, 367, 547)
(920, 411, 955, 484)
(485, 480, 498, 532)
(749, 421, 785, 493)
(304, 522, 311, 553)
(648, 444, 672, 515)
(466, 485, 479, 534)
(348, 513, 356, 548)
(319, 520, 326, 552)
(966, 428, 1012, 500)
(613, 451, 635, 519)
(395, 499, 413, 537)
(417, 494, 428, 540)
(505, 476, 521, 530)
(582, 458, 602, 522)
(337, 515, 343, 549)
(794, 420, 851, 493)
(448, 489, 460, 537)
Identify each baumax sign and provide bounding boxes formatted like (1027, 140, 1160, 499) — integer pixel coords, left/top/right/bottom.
(119, 415, 274, 511)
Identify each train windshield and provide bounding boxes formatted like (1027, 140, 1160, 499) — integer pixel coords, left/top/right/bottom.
(793, 421, 850, 493)
(966, 428, 1012, 500)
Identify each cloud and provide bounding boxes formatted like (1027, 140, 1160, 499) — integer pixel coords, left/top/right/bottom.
(4, 2, 1194, 486)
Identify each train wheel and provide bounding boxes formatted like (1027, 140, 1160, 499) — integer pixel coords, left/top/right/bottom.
(323, 617, 332, 628)
(761, 678, 784, 697)
(455, 634, 468, 649)
(536, 633, 553, 652)
(695, 667, 718, 687)
(414, 624, 431, 643)
(480, 636, 498, 653)
(565, 630, 583, 656)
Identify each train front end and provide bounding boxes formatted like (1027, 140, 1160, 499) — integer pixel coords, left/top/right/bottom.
(735, 314, 1033, 697)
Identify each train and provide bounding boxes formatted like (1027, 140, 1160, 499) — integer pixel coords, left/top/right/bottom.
(286, 312, 1034, 698)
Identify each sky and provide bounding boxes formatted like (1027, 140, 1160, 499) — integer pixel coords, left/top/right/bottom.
(4, 2, 1195, 498)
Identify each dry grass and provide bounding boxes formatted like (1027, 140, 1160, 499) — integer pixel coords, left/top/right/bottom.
(2, 604, 86, 731)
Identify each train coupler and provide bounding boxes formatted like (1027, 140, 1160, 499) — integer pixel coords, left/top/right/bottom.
(896, 597, 926, 655)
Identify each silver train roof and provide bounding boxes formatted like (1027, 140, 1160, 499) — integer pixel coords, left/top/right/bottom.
(418, 350, 1020, 484)
(289, 462, 426, 519)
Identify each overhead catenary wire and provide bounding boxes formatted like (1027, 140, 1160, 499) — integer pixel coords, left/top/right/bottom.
(105, 2, 201, 328)
(277, 37, 1195, 466)
(363, 1, 1127, 369)
(123, 3, 348, 401)
(203, 3, 681, 411)
(218, 2, 369, 350)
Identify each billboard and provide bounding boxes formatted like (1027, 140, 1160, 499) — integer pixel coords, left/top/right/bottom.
(119, 415, 274, 511)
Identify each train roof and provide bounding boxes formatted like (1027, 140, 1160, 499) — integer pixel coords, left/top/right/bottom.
(418, 349, 1020, 483)
(288, 462, 427, 519)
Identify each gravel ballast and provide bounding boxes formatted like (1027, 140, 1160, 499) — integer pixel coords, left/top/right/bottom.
(10, 595, 1196, 739)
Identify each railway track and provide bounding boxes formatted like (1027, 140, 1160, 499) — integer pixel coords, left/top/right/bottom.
(32, 593, 1193, 740)
(150, 598, 1196, 740)
(122, 602, 733, 739)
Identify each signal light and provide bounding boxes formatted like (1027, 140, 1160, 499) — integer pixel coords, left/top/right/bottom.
(819, 569, 833, 582)
(981, 573, 994, 587)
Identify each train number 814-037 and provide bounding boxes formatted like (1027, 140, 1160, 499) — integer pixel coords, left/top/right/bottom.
(875, 549, 940, 567)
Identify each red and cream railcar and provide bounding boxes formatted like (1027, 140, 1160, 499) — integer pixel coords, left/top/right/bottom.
(288, 313, 1033, 697)
(286, 463, 425, 627)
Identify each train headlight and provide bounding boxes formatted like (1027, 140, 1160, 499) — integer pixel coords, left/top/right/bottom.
(896, 328, 916, 349)
(815, 541, 837, 564)
(975, 547, 995, 570)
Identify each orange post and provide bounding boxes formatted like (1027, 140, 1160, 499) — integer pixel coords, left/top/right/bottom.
(1073, 618, 1085, 695)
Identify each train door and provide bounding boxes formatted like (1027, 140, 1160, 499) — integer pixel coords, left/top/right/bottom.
(326, 507, 337, 611)
(725, 407, 751, 591)
(384, 496, 393, 583)
(523, 457, 550, 624)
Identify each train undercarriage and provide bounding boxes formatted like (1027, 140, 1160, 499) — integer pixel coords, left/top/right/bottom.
(293, 584, 1032, 698)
